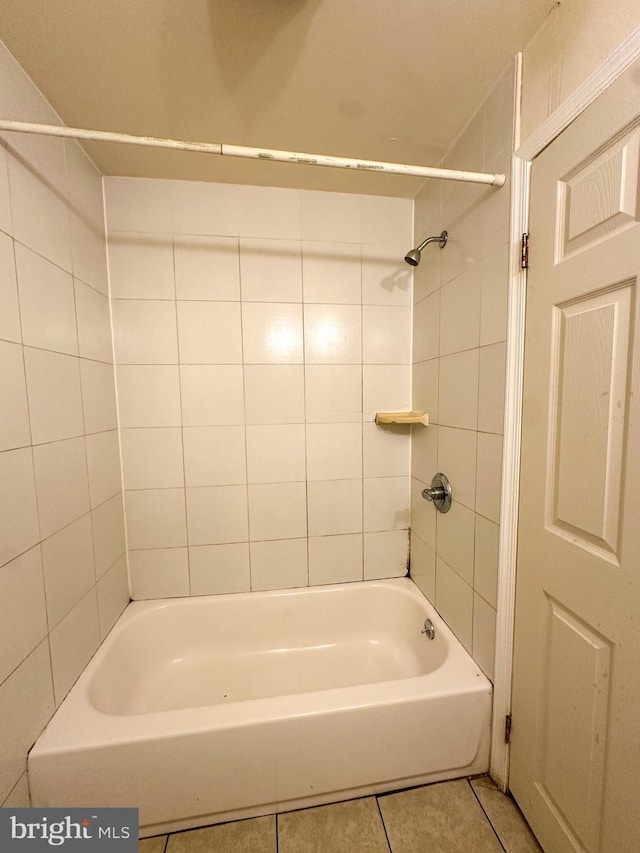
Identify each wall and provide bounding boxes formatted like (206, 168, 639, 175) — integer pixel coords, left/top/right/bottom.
(409, 64, 515, 680)
(521, 1, 640, 140)
(0, 42, 128, 806)
(104, 179, 413, 598)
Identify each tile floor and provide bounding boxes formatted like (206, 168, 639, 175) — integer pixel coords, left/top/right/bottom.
(138, 776, 542, 852)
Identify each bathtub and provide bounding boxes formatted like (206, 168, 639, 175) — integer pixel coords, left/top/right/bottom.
(29, 578, 492, 836)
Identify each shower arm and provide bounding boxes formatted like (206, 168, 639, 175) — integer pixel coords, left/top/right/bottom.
(415, 233, 448, 252)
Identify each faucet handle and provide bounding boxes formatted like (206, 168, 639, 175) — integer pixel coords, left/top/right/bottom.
(421, 473, 452, 513)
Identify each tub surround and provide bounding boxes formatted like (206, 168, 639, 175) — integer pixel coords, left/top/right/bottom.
(0, 41, 128, 806)
(29, 578, 492, 835)
(409, 62, 515, 681)
(105, 178, 414, 599)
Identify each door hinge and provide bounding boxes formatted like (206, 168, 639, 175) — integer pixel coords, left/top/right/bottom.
(521, 233, 530, 270)
(504, 714, 512, 744)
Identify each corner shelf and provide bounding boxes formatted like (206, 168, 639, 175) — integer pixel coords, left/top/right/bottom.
(375, 411, 429, 426)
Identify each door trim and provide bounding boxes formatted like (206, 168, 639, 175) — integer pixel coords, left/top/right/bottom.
(517, 26, 640, 163)
(490, 26, 640, 791)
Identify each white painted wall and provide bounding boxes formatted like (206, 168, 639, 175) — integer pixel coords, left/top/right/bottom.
(521, 1, 640, 140)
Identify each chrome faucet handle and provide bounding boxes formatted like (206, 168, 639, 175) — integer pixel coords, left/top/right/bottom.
(422, 485, 447, 501)
(421, 473, 452, 513)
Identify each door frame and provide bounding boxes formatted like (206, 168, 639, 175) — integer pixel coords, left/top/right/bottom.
(490, 27, 640, 791)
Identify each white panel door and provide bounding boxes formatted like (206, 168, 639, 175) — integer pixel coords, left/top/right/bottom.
(510, 59, 640, 853)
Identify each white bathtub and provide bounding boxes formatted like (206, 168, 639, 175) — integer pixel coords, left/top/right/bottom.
(29, 578, 492, 836)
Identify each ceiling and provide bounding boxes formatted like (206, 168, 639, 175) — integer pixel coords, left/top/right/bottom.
(0, 0, 551, 196)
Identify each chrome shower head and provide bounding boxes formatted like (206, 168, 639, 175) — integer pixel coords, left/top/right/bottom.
(404, 230, 447, 266)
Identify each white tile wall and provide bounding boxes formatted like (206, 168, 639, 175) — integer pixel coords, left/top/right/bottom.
(364, 530, 409, 580)
(0, 340, 30, 451)
(24, 349, 84, 444)
(108, 233, 175, 300)
(174, 236, 240, 301)
(15, 245, 78, 355)
(0, 231, 21, 343)
(128, 548, 189, 599)
(361, 244, 412, 307)
(0, 641, 54, 803)
(0, 43, 127, 805)
(185, 426, 247, 486)
(0, 449, 38, 568)
(248, 482, 307, 541)
(121, 428, 185, 490)
(410, 62, 515, 681)
(186, 485, 248, 546)
(105, 179, 413, 598)
(305, 364, 360, 423)
(304, 304, 361, 364)
(302, 241, 361, 305)
(243, 365, 304, 425)
(189, 543, 251, 595)
(239, 238, 302, 302)
(126, 489, 187, 549)
(41, 515, 96, 628)
(117, 365, 182, 427)
(111, 299, 178, 364)
(245, 424, 305, 484)
(307, 479, 362, 537)
(177, 301, 243, 364)
(308, 534, 363, 585)
(306, 422, 362, 481)
(80, 360, 118, 434)
(250, 538, 308, 592)
(49, 588, 100, 705)
(243, 302, 304, 364)
(0, 548, 47, 685)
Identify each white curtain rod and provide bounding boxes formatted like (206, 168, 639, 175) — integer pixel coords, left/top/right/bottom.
(0, 119, 506, 187)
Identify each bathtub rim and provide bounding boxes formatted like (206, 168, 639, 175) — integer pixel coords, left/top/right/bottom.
(30, 577, 491, 752)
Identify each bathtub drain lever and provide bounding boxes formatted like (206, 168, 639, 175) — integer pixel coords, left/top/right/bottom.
(421, 619, 435, 640)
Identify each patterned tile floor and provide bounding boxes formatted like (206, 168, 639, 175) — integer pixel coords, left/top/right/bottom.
(139, 776, 542, 852)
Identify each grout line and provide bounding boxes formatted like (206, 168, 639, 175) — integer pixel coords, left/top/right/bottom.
(6, 211, 60, 702)
(275, 812, 279, 853)
(103, 186, 132, 605)
(375, 797, 393, 853)
(468, 779, 507, 853)
(299, 240, 310, 589)
(171, 235, 191, 595)
(237, 236, 253, 591)
(359, 244, 365, 581)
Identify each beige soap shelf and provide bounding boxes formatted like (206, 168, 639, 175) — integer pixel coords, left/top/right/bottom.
(375, 411, 429, 426)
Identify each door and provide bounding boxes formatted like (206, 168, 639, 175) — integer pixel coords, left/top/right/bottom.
(510, 60, 640, 853)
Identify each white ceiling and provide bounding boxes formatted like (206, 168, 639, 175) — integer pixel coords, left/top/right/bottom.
(0, 0, 551, 196)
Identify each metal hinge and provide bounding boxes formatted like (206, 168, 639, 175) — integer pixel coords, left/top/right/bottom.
(521, 233, 530, 270)
(504, 714, 512, 744)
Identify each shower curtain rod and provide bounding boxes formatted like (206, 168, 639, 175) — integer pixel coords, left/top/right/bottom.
(0, 119, 506, 187)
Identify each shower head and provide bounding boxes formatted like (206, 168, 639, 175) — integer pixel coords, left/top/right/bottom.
(404, 247, 422, 266)
(404, 230, 447, 266)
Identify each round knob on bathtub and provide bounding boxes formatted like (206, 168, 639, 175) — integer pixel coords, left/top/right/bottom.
(421, 473, 452, 513)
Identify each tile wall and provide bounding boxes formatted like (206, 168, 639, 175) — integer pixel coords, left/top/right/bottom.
(409, 63, 515, 680)
(0, 42, 128, 806)
(104, 179, 414, 598)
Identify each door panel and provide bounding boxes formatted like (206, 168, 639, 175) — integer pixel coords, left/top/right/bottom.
(510, 59, 640, 853)
(535, 597, 611, 852)
(550, 284, 632, 558)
